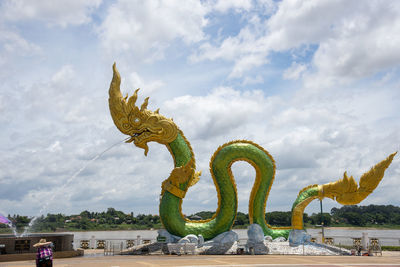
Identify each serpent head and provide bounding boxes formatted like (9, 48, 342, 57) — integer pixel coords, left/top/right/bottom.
(108, 63, 178, 155)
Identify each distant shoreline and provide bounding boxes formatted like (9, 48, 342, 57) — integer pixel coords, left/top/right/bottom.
(2, 225, 400, 235)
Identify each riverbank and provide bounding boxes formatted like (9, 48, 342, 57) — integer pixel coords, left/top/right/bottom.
(3, 225, 400, 235)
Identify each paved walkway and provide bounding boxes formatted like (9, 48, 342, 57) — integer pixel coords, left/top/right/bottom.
(2, 251, 400, 267)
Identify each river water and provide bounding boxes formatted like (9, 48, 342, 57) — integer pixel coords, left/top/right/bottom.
(60, 228, 400, 249)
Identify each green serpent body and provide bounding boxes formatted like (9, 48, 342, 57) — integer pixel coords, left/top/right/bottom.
(160, 132, 293, 240)
(108, 64, 395, 242)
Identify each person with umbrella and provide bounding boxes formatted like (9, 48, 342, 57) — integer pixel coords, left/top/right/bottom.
(33, 239, 53, 267)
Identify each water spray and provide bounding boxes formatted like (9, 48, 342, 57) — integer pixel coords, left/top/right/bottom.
(20, 138, 128, 237)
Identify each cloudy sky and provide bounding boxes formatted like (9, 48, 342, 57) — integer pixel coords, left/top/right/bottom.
(1, 0, 399, 220)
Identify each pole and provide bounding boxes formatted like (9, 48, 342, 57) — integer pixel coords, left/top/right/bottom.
(320, 199, 325, 244)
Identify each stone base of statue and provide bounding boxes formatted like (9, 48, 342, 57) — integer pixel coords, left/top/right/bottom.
(157, 229, 239, 255)
(246, 224, 269, 254)
(289, 229, 311, 246)
(123, 226, 350, 255)
(196, 231, 238, 254)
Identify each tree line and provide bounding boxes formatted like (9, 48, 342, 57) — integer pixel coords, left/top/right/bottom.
(189, 205, 400, 228)
(2, 204, 400, 233)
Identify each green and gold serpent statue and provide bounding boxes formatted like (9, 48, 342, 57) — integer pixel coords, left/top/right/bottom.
(108, 64, 396, 240)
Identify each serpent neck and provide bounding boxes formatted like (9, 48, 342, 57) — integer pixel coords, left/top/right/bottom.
(167, 131, 194, 169)
(159, 131, 196, 237)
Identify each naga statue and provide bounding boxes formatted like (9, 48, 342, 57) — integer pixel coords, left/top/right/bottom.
(108, 63, 396, 240)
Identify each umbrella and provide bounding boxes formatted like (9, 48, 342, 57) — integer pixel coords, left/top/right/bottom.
(0, 214, 11, 224)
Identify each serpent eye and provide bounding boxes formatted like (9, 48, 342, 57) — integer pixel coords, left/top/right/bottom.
(133, 117, 140, 124)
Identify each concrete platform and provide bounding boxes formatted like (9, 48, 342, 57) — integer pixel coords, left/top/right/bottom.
(0, 249, 84, 262)
(1, 251, 400, 267)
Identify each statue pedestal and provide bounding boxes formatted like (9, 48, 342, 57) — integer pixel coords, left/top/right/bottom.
(289, 230, 311, 246)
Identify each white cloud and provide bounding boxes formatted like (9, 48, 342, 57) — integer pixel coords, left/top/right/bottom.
(0, 28, 41, 76)
(164, 87, 266, 140)
(98, 0, 208, 61)
(265, 0, 348, 50)
(243, 74, 264, 85)
(194, 0, 400, 86)
(230, 54, 266, 78)
(212, 0, 253, 13)
(0, 30, 40, 54)
(306, 11, 400, 87)
(46, 141, 62, 153)
(128, 72, 164, 95)
(208, 0, 277, 15)
(1, 0, 101, 27)
(283, 62, 307, 80)
(51, 65, 75, 84)
(190, 21, 270, 78)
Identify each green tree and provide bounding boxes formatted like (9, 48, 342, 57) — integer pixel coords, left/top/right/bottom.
(310, 213, 331, 226)
(193, 211, 215, 220)
(80, 210, 91, 219)
(234, 212, 249, 227)
(266, 211, 291, 226)
(342, 211, 365, 226)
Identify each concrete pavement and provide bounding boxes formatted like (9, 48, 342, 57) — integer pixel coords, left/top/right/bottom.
(1, 251, 400, 267)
